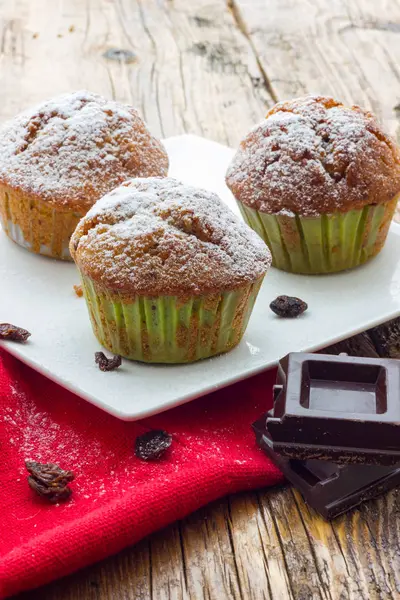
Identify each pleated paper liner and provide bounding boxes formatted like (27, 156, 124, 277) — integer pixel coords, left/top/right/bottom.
(238, 195, 398, 274)
(0, 186, 82, 260)
(81, 275, 264, 363)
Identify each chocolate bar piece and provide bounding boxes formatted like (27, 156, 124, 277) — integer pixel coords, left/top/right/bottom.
(267, 353, 400, 465)
(253, 416, 400, 519)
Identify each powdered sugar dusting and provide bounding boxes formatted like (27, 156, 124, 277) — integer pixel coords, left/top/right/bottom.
(3, 382, 106, 500)
(2, 381, 173, 503)
(71, 177, 271, 296)
(276, 208, 296, 218)
(1, 378, 260, 507)
(226, 95, 400, 216)
(0, 90, 168, 211)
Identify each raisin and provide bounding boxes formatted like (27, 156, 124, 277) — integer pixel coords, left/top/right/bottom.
(135, 430, 172, 461)
(95, 352, 122, 372)
(26, 460, 74, 503)
(270, 295, 308, 318)
(0, 323, 31, 342)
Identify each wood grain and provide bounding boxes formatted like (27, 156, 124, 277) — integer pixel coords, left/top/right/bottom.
(231, 0, 400, 135)
(7, 0, 400, 598)
(0, 0, 273, 145)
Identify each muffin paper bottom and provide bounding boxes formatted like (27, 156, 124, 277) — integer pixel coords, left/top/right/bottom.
(81, 275, 264, 363)
(2, 220, 71, 259)
(238, 196, 398, 274)
(0, 186, 81, 260)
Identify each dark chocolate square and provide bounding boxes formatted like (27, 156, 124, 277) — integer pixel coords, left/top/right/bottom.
(267, 353, 400, 465)
(253, 416, 400, 520)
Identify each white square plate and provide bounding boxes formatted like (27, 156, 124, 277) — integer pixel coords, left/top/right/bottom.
(1, 135, 400, 420)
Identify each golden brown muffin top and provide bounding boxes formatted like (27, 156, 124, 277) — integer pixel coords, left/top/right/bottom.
(70, 178, 271, 297)
(0, 90, 169, 213)
(226, 95, 400, 216)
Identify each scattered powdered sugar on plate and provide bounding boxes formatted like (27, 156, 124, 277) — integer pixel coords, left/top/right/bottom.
(0, 90, 168, 211)
(245, 341, 260, 356)
(71, 177, 272, 296)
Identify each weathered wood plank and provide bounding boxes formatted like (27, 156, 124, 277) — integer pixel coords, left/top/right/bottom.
(227, 491, 294, 600)
(147, 525, 188, 600)
(231, 0, 400, 135)
(289, 487, 400, 600)
(323, 331, 379, 358)
(178, 502, 243, 600)
(0, 0, 273, 145)
(369, 318, 400, 358)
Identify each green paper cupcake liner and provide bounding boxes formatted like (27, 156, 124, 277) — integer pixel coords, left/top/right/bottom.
(80, 275, 264, 363)
(237, 196, 398, 274)
(0, 186, 81, 260)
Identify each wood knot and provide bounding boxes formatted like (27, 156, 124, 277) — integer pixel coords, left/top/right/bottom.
(103, 48, 137, 64)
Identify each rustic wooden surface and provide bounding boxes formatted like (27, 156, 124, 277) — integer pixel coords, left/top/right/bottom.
(3, 0, 400, 598)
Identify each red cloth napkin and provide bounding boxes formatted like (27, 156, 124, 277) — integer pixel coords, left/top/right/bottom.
(0, 349, 282, 598)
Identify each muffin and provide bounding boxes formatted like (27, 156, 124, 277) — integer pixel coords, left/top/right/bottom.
(69, 177, 271, 363)
(0, 90, 169, 260)
(226, 95, 400, 274)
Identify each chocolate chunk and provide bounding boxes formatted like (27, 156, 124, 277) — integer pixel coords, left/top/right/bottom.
(135, 430, 172, 461)
(267, 352, 400, 465)
(269, 296, 308, 318)
(26, 460, 74, 503)
(0, 323, 31, 342)
(253, 416, 400, 520)
(95, 351, 122, 372)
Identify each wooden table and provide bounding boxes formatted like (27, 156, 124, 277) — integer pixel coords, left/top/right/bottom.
(5, 0, 400, 598)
